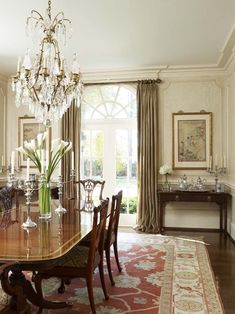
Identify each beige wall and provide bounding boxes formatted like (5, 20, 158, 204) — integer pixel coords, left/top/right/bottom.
(158, 77, 226, 229)
(224, 62, 235, 239)
(0, 78, 7, 169)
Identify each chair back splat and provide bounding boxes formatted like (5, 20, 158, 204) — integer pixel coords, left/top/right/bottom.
(88, 198, 109, 269)
(73, 179, 105, 201)
(106, 190, 123, 248)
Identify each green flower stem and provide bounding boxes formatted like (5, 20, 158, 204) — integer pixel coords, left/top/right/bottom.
(39, 182, 51, 216)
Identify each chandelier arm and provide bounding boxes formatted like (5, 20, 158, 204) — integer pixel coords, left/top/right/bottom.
(51, 75, 63, 102)
(26, 40, 46, 92)
(31, 86, 40, 102)
(52, 39, 62, 66)
(56, 18, 71, 26)
(30, 10, 44, 21)
(51, 12, 65, 28)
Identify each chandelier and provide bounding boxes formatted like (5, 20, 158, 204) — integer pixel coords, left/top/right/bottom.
(12, 0, 83, 127)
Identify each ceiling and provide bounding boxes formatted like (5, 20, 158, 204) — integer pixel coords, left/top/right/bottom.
(1, 0, 235, 78)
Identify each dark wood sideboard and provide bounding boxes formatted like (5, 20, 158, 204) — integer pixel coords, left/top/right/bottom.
(157, 190, 231, 235)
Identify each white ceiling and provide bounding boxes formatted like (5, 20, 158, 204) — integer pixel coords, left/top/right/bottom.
(1, 0, 235, 77)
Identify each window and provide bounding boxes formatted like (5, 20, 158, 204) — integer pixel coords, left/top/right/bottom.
(81, 84, 137, 220)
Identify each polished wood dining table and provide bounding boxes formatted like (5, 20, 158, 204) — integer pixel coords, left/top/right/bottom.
(0, 199, 96, 312)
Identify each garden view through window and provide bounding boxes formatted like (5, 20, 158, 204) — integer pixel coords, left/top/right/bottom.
(81, 84, 137, 218)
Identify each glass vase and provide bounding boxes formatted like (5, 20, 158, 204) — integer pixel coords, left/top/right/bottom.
(162, 174, 171, 192)
(39, 182, 52, 219)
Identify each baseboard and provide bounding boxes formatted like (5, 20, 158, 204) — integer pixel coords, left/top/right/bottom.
(227, 232, 235, 246)
(230, 221, 235, 241)
(164, 227, 220, 233)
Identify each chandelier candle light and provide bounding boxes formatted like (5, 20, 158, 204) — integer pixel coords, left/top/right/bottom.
(12, 0, 83, 127)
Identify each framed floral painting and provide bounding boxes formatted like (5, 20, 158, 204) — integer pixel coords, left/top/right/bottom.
(18, 116, 46, 167)
(172, 112, 212, 170)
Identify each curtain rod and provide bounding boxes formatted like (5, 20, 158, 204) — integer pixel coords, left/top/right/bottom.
(84, 78, 162, 86)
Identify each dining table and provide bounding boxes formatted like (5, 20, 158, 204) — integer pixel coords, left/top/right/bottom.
(0, 198, 97, 312)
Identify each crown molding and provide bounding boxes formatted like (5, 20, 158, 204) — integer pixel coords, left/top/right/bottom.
(217, 24, 235, 68)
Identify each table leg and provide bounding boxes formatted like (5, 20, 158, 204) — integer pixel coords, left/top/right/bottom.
(224, 201, 227, 236)
(1, 263, 72, 312)
(159, 202, 165, 234)
(219, 204, 223, 233)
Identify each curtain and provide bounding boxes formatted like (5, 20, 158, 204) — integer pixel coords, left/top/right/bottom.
(136, 80, 159, 233)
(61, 101, 81, 198)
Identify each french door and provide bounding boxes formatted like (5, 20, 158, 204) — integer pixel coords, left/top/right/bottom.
(80, 84, 137, 225)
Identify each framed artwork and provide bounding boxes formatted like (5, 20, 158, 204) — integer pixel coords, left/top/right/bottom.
(172, 112, 212, 170)
(18, 116, 46, 167)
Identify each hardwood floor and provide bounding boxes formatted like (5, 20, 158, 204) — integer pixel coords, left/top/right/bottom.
(166, 230, 235, 314)
(119, 227, 235, 313)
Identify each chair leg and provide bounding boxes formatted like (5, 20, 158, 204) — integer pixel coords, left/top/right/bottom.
(33, 274, 44, 312)
(58, 278, 71, 294)
(86, 275, 96, 314)
(58, 279, 65, 294)
(105, 248, 115, 286)
(98, 261, 109, 300)
(113, 240, 122, 272)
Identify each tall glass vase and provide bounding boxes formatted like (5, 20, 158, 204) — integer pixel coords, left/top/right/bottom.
(39, 181, 52, 219)
(162, 173, 171, 191)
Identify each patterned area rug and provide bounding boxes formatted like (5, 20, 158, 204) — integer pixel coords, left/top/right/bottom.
(29, 233, 224, 313)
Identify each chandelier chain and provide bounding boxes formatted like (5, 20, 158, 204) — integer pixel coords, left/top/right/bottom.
(48, 0, 51, 19)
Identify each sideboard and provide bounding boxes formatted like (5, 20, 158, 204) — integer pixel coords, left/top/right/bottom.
(157, 190, 231, 235)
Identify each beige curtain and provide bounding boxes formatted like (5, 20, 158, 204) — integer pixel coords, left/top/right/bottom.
(137, 80, 159, 233)
(61, 101, 81, 198)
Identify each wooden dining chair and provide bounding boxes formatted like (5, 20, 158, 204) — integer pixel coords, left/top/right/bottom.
(80, 190, 123, 286)
(104, 190, 123, 286)
(33, 198, 109, 314)
(73, 179, 105, 201)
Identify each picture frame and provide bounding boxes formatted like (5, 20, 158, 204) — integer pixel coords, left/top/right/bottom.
(18, 116, 46, 168)
(172, 112, 212, 170)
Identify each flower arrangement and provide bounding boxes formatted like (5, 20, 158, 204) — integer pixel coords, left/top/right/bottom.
(16, 132, 72, 218)
(16, 132, 72, 181)
(159, 164, 172, 176)
(159, 164, 172, 191)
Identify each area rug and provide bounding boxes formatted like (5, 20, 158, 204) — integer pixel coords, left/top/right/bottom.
(32, 233, 224, 314)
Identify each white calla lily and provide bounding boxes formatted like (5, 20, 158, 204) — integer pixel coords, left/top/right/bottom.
(24, 141, 35, 151)
(37, 133, 44, 147)
(64, 141, 72, 153)
(16, 146, 26, 154)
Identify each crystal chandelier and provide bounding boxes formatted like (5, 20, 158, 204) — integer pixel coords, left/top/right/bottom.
(12, 0, 83, 127)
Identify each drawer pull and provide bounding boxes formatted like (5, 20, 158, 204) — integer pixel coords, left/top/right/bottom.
(207, 196, 212, 201)
(175, 195, 179, 201)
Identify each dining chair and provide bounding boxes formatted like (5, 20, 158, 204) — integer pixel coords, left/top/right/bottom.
(80, 190, 123, 286)
(104, 190, 123, 286)
(73, 179, 105, 201)
(33, 198, 109, 314)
